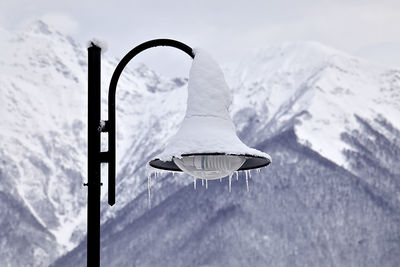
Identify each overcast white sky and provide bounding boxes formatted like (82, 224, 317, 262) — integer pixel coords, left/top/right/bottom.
(1, 0, 399, 77)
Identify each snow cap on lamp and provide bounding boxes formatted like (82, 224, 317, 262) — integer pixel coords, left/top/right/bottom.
(149, 48, 271, 174)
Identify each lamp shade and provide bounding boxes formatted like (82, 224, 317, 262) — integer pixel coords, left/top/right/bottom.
(149, 48, 271, 179)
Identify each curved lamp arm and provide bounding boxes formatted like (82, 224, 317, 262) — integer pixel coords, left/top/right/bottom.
(105, 39, 194, 205)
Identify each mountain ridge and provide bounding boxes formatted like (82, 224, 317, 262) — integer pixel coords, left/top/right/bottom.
(1, 20, 399, 266)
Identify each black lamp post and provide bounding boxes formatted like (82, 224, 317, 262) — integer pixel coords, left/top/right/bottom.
(86, 39, 271, 266)
(86, 39, 194, 266)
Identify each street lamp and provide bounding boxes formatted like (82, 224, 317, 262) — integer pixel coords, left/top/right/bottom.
(87, 39, 271, 266)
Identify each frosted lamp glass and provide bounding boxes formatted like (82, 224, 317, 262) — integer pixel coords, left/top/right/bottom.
(173, 155, 246, 180)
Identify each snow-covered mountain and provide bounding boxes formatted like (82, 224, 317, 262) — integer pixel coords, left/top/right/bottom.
(0, 21, 88, 266)
(0, 20, 188, 266)
(1, 20, 400, 267)
(230, 41, 400, 166)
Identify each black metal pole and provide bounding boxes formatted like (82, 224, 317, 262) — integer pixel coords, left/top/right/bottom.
(87, 43, 101, 267)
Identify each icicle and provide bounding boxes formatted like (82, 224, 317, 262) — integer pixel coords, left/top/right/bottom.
(205, 179, 208, 189)
(244, 170, 252, 180)
(193, 177, 197, 190)
(220, 178, 222, 183)
(246, 174, 249, 192)
(245, 170, 248, 183)
(235, 171, 239, 181)
(147, 172, 152, 208)
(228, 174, 232, 192)
(201, 179, 204, 186)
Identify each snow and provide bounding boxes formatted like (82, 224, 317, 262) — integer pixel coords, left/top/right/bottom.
(156, 48, 271, 162)
(0, 21, 93, 265)
(3, 19, 400, 267)
(245, 173, 249, 192)
(292, 56, 400, 168)
(98, 120, 106, 132)
(87, 38, 108, 53)
(229, 42, 400, 169)
(147, 172, 152, 208)
(186, 48, 232, 118)
(228, 174, 232, 192)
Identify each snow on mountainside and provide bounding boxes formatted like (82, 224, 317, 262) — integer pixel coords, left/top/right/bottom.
(229, 41, 400, 169)
(56, 129, 400, 267)
(0, 20, 188, 266)
(0, 21, 89, 265)
(1, 20, 400, 266)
